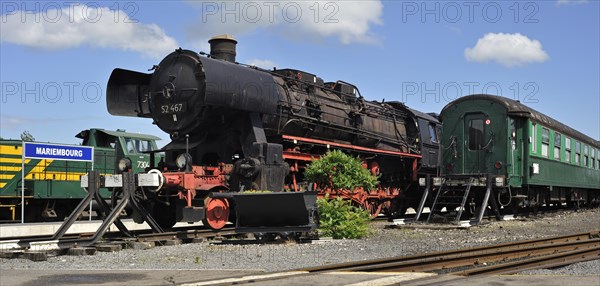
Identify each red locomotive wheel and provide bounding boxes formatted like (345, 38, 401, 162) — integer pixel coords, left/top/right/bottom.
(203, 197, 230, 230)
(364, 200, 382, 219)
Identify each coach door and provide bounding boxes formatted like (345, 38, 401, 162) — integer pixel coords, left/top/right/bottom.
(508, 117, 523, 186)
(463, 113, 488, 174)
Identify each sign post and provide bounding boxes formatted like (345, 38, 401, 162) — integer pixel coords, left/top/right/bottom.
(21, 142, 94, 223)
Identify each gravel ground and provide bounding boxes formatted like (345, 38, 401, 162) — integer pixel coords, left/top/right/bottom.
(1, 208, 599, 274)
(518, 259, 600, 275)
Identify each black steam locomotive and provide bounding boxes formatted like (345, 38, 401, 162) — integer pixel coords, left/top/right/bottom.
(106, 35, 441, 230)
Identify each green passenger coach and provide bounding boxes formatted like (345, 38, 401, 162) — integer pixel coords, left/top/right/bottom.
(433, 94, 599, 225)
(0, 128, 161, 222)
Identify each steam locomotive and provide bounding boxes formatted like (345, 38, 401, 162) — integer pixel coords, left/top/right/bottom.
(106, 35, 441, 230)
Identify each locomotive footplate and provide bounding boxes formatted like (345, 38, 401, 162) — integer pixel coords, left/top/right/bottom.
(210, 191, 318, 233)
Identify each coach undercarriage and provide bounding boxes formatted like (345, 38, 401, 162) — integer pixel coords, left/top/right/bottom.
(420, 174, 599, 225)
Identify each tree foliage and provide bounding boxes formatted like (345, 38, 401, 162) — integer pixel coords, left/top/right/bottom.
(304, 150, 379, 191)
(20, 131, 35, 141)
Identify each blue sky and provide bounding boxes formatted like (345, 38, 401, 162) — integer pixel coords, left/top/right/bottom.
(1, 0, 598, 146)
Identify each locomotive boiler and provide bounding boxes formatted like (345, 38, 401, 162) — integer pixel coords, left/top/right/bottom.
(106, 35, 440, 229)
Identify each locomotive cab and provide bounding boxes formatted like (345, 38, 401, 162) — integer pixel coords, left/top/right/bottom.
(77, 129, 161, 174)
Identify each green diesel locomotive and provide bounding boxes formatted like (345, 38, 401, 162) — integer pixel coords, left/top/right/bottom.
(0, 128, 161, 222)
(431, 94, 599, 224)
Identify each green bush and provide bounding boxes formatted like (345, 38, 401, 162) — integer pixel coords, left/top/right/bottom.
(317, 196, 371, 239)
(304, 150, 379, 191)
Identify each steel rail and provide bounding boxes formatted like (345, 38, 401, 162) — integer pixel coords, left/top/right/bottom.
(453, 246, 600, 276)
(51, 227, 236, 248)
(135, 227, 237, 242)
(338, 239, 599, 273)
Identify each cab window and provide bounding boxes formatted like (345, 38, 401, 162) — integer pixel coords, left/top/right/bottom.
(94, 132, 118, 149)
(428, 123, 439, 143)
(125, 138, 154, 154)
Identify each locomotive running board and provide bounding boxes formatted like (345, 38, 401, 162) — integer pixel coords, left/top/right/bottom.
(211, 191, 318, 233)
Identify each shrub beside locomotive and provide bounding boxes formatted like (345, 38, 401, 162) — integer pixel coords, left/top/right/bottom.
(105, 35, 442, 230)
(433, 94, 600, 224)
(0, 128, 161, 222)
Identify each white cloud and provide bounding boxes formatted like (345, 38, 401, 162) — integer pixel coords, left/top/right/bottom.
(464, 33, 549, 68)
(247, 59, 277, 69)
(186, 1, 383, 47)
(0, 4, 178, 58)
(556, 0, 589, 5)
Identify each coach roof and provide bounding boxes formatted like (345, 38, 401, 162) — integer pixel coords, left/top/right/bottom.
(440, 94, 599, 149)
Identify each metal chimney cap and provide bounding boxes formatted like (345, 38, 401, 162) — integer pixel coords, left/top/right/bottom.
(208, 34, 238, 62)
(208, 34, 237, 44)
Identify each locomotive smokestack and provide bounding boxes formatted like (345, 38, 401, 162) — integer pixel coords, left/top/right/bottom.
(208, 34, 237, 62)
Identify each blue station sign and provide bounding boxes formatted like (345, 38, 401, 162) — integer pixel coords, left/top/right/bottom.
(23, 142, 94, 162)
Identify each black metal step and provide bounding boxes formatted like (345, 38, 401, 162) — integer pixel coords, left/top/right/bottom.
(427, 177, 474, 225)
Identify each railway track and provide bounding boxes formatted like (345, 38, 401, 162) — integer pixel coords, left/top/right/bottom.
(134, 227, 237, 243)
(300, 231, 600, 274)
(170, 231, 600, 286)
(0, 225, 237, 261)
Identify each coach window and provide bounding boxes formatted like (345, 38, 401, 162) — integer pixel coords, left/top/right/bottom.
(584, 145, 589, 167)
(541, 128, 549, 157)
(531, 123, 537, 153)
(575, 141, 581, 165)
(510, 118, 517, 150)
(554, 132, 561, 160)
(592, 148, 596, 169)
(565, 137, 572, 163)
(468, 119, 484, 150)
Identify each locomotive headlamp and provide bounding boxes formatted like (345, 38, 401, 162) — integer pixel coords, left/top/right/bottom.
(118, 158, 132, 172)
(176, 153, 192, 169)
